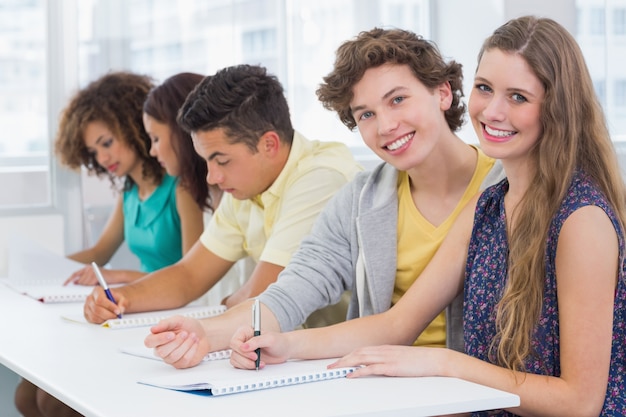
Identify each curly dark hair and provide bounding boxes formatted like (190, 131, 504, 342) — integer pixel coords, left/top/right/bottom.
(143, 72, 217, 212)
(54, 71, 160, 191)
(177, 64, 294, 152)
(316, 27, 465, 132)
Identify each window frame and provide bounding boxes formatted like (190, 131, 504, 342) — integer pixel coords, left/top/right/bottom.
(0, 0, 84, 254)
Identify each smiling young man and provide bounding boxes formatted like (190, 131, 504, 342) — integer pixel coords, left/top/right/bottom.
(83, 64, 362, 323)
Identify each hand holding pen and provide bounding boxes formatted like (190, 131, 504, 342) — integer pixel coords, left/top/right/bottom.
(91, 262, 122, 319)
(229, 307, 293, 370)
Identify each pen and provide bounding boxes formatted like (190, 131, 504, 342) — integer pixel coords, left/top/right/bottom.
(91, 262, 122, 319)
(252, 298, 261, 371)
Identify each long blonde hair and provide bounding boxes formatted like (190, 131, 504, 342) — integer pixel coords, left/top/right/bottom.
(479, 16, 626, 372)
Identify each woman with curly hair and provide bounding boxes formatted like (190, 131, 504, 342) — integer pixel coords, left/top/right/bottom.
(58, 71, 204, 286)
(14, 71, 204, 417)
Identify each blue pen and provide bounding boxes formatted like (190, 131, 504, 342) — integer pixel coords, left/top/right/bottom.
(91, 262, 122, 319)
(252, 298, 261, 371)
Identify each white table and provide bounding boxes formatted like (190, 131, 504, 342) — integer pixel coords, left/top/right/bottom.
(0, 284, 520, 416)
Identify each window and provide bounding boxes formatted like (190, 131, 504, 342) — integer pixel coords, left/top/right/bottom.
(5, 0, 626, 248)
(613, 7, 626, 35)
(0, 0, 48, 207)
(590, 7, 606, 35)
(615, 79, 626, 107)
(578, 1, 626, 140)
(75, 0, 433, 171)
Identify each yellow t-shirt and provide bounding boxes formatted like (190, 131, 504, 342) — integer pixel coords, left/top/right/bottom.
(394, 147, 495, 347)
(200, 131, 362, 267)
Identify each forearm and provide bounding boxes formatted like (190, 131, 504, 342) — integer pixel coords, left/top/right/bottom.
(285, 310, 416, 360)
(106, 269, 146, 284)
(441, 350, 604, 417)
(67, 248, 97, 265)
(120, 263, 199, 312)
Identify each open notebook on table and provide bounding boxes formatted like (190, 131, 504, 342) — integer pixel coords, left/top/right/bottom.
(137, 357, 356, 396)
(62, 304, 227, 329)
(1, 234, 94, 303)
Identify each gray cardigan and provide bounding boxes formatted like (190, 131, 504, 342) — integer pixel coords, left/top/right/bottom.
(259, 159, 504, 351)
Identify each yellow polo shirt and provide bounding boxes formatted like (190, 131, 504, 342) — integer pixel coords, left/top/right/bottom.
(394, 147, 495, 347)
(200, 131, 363, 267)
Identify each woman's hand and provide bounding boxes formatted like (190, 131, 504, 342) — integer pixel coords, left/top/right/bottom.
(329, 345, 449, 378)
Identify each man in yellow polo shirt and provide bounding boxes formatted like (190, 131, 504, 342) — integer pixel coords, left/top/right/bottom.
(83, 64, 362, 323)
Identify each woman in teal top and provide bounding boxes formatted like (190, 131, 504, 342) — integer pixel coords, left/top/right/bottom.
(124, 172, 184, 272)
(53, 72, 204, 286)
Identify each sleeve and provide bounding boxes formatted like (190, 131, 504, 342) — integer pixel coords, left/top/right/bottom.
(259, 176, 364, 331)
(199, 195, 247, 262)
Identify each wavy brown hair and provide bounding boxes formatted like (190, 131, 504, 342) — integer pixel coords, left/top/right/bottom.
(480, 16, 626, 372)
(54, 71, 160, 191)
(143, 72, 218, 212)
(316, 27, 465, 132)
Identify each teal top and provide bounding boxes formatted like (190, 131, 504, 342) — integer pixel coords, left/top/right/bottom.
(123, 173, 182, 272)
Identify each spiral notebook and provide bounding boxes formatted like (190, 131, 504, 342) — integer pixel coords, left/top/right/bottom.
(137, 357, 356, 396)
(18, 283, 94, 303)
(62, 304, 227, 329)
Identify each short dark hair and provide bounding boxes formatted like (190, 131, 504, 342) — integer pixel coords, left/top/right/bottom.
(178, 64, 295, 151)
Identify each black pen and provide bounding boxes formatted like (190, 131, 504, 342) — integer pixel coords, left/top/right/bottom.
(91, 262, 122, 319)
(252, 298, 261, 371)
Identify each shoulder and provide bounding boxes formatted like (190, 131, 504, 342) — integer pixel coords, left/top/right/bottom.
(559, 171, 614, 216)
(122, 183, 139, 204)
(291, 132, 362, 177)
(150, 173, 176, 193)
(554, 171, 620, 231)
(332, 161, 399, 207)
(174, 182, 201, 211)
(471, 178, 508, 226)
(477, 177, 508, 205)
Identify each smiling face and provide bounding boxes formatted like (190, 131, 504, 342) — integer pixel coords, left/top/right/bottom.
(350, 63, 453, 172)
(192, 128, 275, 201)
(83, 120, 140, 179)
(143, 113, 180, 177)
(469, 49, 545, 166)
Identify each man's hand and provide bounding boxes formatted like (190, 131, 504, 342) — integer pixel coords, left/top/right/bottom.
(144, 316, 210, 369)
(83, 286, 126, 323)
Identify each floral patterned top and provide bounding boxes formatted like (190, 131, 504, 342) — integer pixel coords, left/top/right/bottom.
(464, 171, 626, 416)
